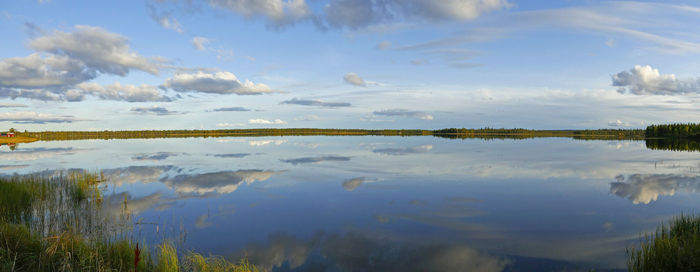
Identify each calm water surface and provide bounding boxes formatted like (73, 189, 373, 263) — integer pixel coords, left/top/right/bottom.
(2, 136, 699, 271)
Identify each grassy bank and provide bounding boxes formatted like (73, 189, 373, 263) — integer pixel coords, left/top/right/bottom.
(627, 214, 700, 271)
(0, 173, 257, 272)
(0, 136, 37, 144)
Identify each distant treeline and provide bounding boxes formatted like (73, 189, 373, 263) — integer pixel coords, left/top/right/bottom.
(20, 129, 432, 141)
(432, 128, 646, 140)
(16, 128, 648, 141)
(645, 123, 700, 138)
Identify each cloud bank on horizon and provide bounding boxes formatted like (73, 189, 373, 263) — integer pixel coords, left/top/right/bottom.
(1, 1, 700, 129)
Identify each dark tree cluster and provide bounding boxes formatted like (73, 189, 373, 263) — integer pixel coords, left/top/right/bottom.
(646, 123, 700, 138)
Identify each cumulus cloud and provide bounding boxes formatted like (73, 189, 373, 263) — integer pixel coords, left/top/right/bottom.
(607, 120, 632, 127)
(130, 106, 177, 115)
(212, 106, 250, 112)
(248, 118, 287, 125)
(373, 109, 433, 120)
(74, 82, 170, 102)
(0, 111, 80, 124)
(343, 72, 366, 86)
(0, 25, 165, 102)
(373, 145, 433, 156)
(192, 37, 210, 51)
(610, 174, 700, 204)
(281, 98, 351, 108)
(281, 155, 351, 165)
(612, 65, 700, 95)
(0, 53, 95, 90)
(163, 72, 275, 95)
(162, 169, 281, 195)
(208, 0, 312, 28)
(29, 25, 159, 75)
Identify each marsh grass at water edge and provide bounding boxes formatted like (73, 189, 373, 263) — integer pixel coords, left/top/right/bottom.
(0, 172, 258, 272)
(627, 214, 700, 271)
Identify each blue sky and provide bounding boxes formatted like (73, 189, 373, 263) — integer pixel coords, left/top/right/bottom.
(1, 0, 700, 130)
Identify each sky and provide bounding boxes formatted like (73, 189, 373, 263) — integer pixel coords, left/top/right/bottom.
(1, 0, 700, 131)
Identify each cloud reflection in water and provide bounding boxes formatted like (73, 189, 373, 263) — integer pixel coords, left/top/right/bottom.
(610, 174, 700, 204)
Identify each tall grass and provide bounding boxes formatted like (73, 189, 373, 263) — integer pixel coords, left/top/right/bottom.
(0, 173, 257, 272)
(627, 214, 700, 271)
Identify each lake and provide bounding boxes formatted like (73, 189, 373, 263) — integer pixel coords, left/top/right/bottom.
(1, 136, 698, 271)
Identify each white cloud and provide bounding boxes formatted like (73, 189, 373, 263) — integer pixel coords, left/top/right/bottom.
(248, 118, 287, 125)
(610, 174, 700, 204)
(281, 98, 351, 107)
(373, 145, 433, 155)
(373, 109, 433, 120)
(0, 147, 76, 161)
(212, 106, 250, 112)
(324, 0, 511, 29)
(149, 7, 183, 33)
(607, 120, 632, 127)
(216, 122, 245, 127)
(295, 114, 321, 121)
(75, 82, 170, 102)
(612, 65, 700, 95)
(0, 111, 80, 124)
(0, 53, 95, 90)
(248, 139, 287, 146)
(192, 37, 210, 51)
(130, 106, 177, 115)
(208, 0, 312, 28)
(343, 72, 366, 86)
(163, 169, 281, 195)
(29, 25, 159, 75)
(0, 25, 165, 102)
(164, 71, 275, 95)
(0, 103, 28, 108)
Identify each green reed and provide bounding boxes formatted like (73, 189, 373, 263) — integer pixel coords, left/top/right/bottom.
(627, 214, 700, 271)
(0, 172, 256, 271)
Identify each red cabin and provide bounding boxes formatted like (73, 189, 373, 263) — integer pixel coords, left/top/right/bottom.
(1, 132, 15, 137)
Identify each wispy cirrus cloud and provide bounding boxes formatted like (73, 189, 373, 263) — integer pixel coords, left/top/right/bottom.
(130, 106, 177, 115)
(281, 98, 351, 108)
(373, 145, 433, 155)
(373, 109, 433, 120)
(211, 106, 251, 112)
(0, 111, 83, 124)
(0, 103, 27, 108)
(281, 155, 351, 165)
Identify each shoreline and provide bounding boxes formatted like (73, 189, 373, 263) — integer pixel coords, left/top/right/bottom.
(17, 128, 647, 141)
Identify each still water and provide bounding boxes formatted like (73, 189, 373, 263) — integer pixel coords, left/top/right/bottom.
(1, 136, 699, 271)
